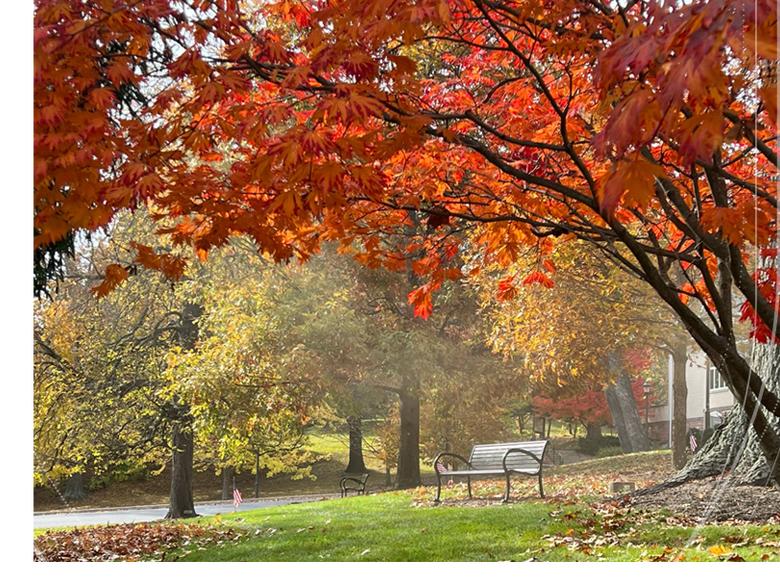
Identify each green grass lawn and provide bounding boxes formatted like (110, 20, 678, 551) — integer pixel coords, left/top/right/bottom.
(34, 449, 780, 562)
(37, 489, 780, 564)
(162, 492, 779, 562)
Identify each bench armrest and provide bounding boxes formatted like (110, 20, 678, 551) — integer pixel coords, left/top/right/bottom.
(501, 448, 544, 473)
(433, 452, 471, 475)
(340, 475, 369, 490)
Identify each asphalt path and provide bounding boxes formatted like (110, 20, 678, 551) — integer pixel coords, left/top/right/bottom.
(34, 494, 335, 530)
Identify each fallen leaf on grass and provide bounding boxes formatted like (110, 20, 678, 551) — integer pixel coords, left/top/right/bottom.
(708, 544, 732, 556)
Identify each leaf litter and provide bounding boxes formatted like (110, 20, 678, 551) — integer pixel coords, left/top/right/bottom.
(34, 522, 246, 562)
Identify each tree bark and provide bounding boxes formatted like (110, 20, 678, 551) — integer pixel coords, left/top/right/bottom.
(395, 386, 421, 489)
(604, 384, 631, 452)
(670, 343, 689, 470)
(63, 472, 87, 501)
(165, 415, 198, 519)
(585, 423, 602, 441)
(254, 449, 262, 498)
(221, 466, 234, 501)
(345, 416, 368, 474)
(634, 342, 780, 496)
(165, 303, 202, 519)
(617, 370, 650, 452)
(604, 354, 650, 453)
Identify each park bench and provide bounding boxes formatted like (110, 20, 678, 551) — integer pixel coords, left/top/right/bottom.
(340, 473, 369, 497)
(433, 440, 549, 503)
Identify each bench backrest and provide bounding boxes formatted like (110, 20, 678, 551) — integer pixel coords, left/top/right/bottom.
(469, 441, 549, 471)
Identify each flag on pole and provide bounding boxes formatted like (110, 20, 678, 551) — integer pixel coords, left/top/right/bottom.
(689, 432, 698, 453)
(233, 478, 243, 508)
(435, 461, 454, 487)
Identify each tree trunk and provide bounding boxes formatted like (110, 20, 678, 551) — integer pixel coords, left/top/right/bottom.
(618, 370, 650, 452)
(345, 416, 368, 474)
(165, 415, 197, 519)
(395, 387, 421, 489)
(604, 354, 649, 453)
(734, 341, 780, 486)
(634, 342, 780, 496)
(254, 449, 261, 498)
(585, 423, 602, 441)
(516, 415, 524, 434)
(670, 343, 689, 470)
(63, 472, 87, 501)
(221, 466, 234, 501)
(604, 384, 630, 452)
(165, 303, 202, 519)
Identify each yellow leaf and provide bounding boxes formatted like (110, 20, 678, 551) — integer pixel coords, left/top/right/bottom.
(708, 544, 732, 556)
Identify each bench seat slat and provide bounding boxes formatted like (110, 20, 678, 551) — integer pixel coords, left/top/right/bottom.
(438, 468, 540, 476)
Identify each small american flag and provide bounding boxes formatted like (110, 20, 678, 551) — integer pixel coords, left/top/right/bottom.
(233, 479, 243, 508)
(435, 461, 447, 474)
(689, 432, 698, 453)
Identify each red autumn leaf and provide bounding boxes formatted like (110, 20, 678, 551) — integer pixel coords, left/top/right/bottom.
(522, 271, 554, 289)
(496, 276, 517, 302)
(408, 286, 433, 320)
(90, 264, 128, 298)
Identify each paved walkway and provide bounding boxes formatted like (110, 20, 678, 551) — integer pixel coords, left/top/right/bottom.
(34, 494, 336, 530)
(556, 450, 594, 465)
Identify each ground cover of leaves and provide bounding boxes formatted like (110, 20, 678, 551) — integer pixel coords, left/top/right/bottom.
(415, 459, 780, 520)
(34, 521, 246, 562)
(410, 467, 780, 562)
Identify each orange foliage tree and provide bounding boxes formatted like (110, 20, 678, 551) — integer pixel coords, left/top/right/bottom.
(35, 1, 779, 483)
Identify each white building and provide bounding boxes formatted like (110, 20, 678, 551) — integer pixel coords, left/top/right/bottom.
(646, 349, 735, 446)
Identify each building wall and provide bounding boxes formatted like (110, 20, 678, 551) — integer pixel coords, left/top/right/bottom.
(646, 348, 735, 446)
(685, 350, 709, 423)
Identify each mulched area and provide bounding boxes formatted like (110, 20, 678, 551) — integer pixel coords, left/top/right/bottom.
(423, 485, 780, 523)
(627, 477, 780, 523)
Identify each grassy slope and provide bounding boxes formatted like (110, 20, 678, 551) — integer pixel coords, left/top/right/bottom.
(34, 449, 780, 561)
(173, 492, 779, 562)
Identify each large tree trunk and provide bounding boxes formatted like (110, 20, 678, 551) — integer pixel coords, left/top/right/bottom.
(165, 415, 198, 519)
(63, 472, 87, 501)
(605, 355, 650, 453)
(670, 343, 689, 470)
(165, 303, 202, 519)
(634, 342, 780, 496)
(345, 417, 368, 474)
(604, 384, 630, 452)
(395, 386, 421, 489)
(221, 466, 234, 501)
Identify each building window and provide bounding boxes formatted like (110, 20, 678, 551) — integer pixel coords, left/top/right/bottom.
(708, 365, 728, 393)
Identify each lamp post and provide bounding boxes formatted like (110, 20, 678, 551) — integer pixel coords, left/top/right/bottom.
(643, 381, 650, 434)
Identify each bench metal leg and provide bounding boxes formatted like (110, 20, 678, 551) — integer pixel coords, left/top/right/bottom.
(503, 473, 511, 503)
(435, 477, 442, 503)
(467, 477, 472, 499)
(538, 474, 544, 499)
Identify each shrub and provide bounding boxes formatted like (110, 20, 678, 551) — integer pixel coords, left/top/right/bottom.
(578, 435, 621, 455)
